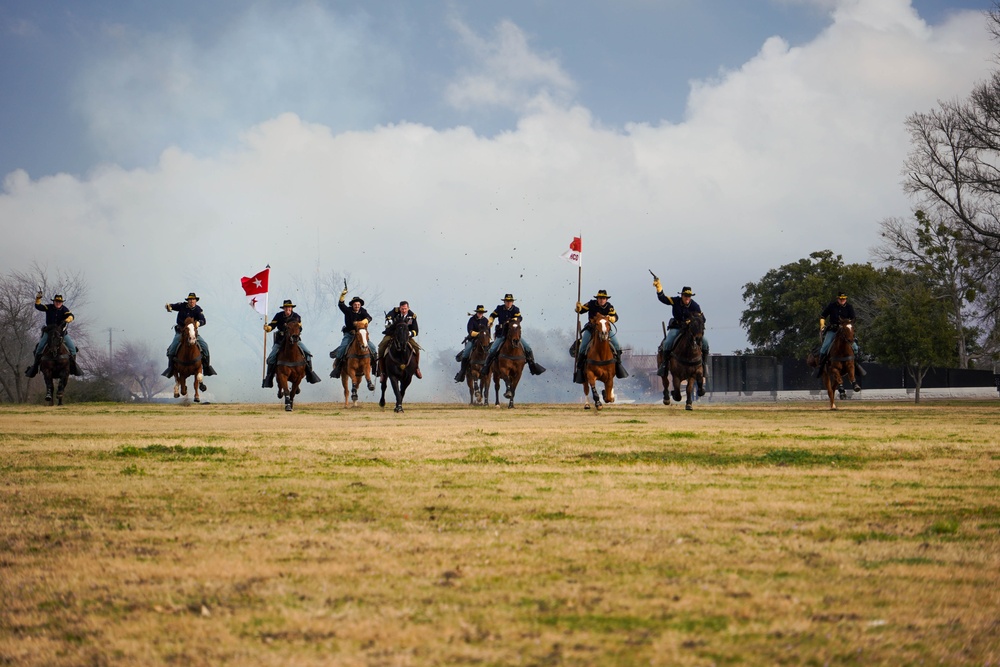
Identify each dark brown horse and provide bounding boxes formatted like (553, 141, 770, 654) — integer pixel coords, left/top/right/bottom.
(491, 320, 526, 409)
(276, 320, 306, 411)
(659, 315, 706, 411)
(341, 321, 375, 408)
(807, 319, 860, 410)
(39, 324, 71, 406)
(466, 331, 492, 406)
(172, 317, 204, 403)
(581, 313, 616, 411)
(379, 317, 417, 413)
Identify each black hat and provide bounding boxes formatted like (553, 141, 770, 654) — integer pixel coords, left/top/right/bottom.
(350, 296, 365, 306)
(282, 299, 296, 308)
(503, 293, 515, 301)
(680, 286, 695, 296)
(186, 292, 200, 301)
(474, 305, 487, 313)
(594, 289, 610, 299)
(53, 294, 64, 302)
(837, 291, 848, 298)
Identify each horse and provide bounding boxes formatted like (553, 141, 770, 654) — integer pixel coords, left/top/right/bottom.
(341, 321, 375, 408)
(38, 324, 71, 406)
(274, 320, 307, 411)
(173, 317, 204, 403)
(491, 320, 526, 409)
(581, 313, 616, 411)
(379, 318, 417, 413)
(466, 331, 492, 406)
(807, 319, 861, 410)
(659, 315, 706, 411)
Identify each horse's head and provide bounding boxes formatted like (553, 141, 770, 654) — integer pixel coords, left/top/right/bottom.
(592, 314, 611, 341)
(505, 320, 522, 344)
(182, 317, 198, 344)
(837, 319, 855, 343)
(474, 330, 491, 351)
(685, 314, 705, 344)
(356, 325, 369, 349)
(390, 318, 410, 350)
(285, 320, 302, 344)
(46, 324, 66, 352)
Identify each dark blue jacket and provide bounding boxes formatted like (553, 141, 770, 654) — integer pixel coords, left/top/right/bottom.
(36, 302, 73, 329)
(169, 302, 206, 327)
(656, 292, 704, 328)
(338, 300, 374, 332)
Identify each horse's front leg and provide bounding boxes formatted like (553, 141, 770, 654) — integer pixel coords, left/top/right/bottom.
(670, 373, 682, 403)
(392, 377, 404, 413)
(193, 377, 200, 403)
(685, 382, 694, 411)
(56, 376, 67, 406)
(351, 379, 359, 406)
(590, 379, 603, 411)
(44, 376, 54, 404)
(379, 375, 388, 408)
(173, 376, 181, 399)
(602, 377, 615, 404)
(848, 362, 861, 393)
(365, 360, 375, 391)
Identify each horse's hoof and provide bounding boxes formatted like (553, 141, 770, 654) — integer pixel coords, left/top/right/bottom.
(394, 405, 403, 413)
(285, 404, 293, 411)
(853, 384, 861, 393)
(367, 382, 375, 391)
(697, 387, 705, 397)
(503, 390, 512, 399)
(685, 404, 693, 411)
(194, 397, 200, 403)
(199, 383, 207, 392)
(662, 398, 669, 405)
(595, 403, 602, 411)
(584, 404, 591, 410)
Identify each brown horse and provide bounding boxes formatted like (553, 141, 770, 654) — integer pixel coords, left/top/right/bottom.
(379, 317, 417, 413)
(466, 331, 492, 406)
(491, 320, 526, 409)
(341, 322, 375, 408)
(39, 324, 71, 406)
(276, 320, 306, 411)
(173, 317, 204, 403)
(659, 315, 706, 411)
(581, 313, 616, 411)
(807, 319, 861, 410)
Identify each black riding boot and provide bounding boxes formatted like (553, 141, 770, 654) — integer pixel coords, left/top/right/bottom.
(454, 358, 469, 383)
(306, 357, 322, 384)
(854, 361, 867, 377)
(573, 355, 586, 383)
(69, 355, 83, 376)
(657, 354, 669, 377)
(614, 350, 629, 379)
(203, 356, 217, 376)
(161, 356, 175, 378)
(814, 353, 829, 378)
(330, 355, 341, 378)
(262, 363, 276, 388)
(526, 350, 546, 375)
(25, 353, 41, 378)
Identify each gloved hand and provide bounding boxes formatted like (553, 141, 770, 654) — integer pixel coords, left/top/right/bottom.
(653, 278, 662, 292)
(359, 319, 369, 327)
(819, 318, 826, 332)
(340, 288, 349, 300)
(64, 315, 74, 323)
(264, 325, 272, 332)
(35, 291, 43, 301)
(487, 317, 494, 327)
(575, 301, 583, 313)
(609, 315, 617, 323)
(470, 330, 478, 337)
(165, 303, 173, 312)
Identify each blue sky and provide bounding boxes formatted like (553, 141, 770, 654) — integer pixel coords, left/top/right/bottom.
(0, 0, 996, 401)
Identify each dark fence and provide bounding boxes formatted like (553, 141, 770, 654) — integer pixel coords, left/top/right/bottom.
(696, 356, 998, 395)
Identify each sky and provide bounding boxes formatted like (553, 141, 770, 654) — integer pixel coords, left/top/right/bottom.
(0, 0, 997, 403)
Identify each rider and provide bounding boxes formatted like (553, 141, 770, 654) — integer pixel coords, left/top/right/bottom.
(261, 299, 321, 388)
(377, 300, 422, 379)
(480, 294, 546, 376)
(653, 279, 710, 378)
(330, 288, 378, 379)
(574, 289, 628, 382)
(25, 292, 83, 378)
(815, 290, 865, 378)
(454, 305, 491, 383)
(161, 292, 217, 378)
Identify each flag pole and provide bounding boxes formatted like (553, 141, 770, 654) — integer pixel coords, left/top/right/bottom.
(573, 235, 582, 383)
(262, 292, 268, 379)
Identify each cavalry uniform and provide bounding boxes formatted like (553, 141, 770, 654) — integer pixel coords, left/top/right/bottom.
(261, 299, 321, 388)
(654, 282, 710, 377)
(480, 294, 546, 376)
(162, 292, 217, 378)
(378, 302, 422, 379)
(25, 293, 82, 377)
(454, 305, 491, 382)
(574, 290, 627, 381)
(815, 291, 864, 378)
(330, 293, 378, 378)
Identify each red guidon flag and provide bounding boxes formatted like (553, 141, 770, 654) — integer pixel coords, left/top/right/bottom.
(241, 266, 269, 315)
(560, 236, 582, 267)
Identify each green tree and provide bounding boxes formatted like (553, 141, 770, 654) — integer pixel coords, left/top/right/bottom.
(872, 210, 998, 368)
(859, 270, 958, 403)
(740, 251, 880, 359)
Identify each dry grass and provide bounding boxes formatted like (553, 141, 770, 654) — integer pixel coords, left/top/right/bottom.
(1, 401, 999, 666)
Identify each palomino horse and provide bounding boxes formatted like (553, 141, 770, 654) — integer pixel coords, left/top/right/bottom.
(808, 319, 861, 410)
(39, 324, 71, 406)
(379, 317, 417, 413)
(275, 320, 306, 411)
(341, 321, 375, 408)
(581, 313, 616, 411)
(466, 331, 492, 406)
(173, 317, 204, 403)
(491, 320, 526, 409)
(659, 315, 706, 411)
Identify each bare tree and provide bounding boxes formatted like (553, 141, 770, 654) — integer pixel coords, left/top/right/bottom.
(113, 340, 171, 401)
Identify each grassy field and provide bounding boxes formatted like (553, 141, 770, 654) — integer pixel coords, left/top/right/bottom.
(1, 400, 998, 666)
